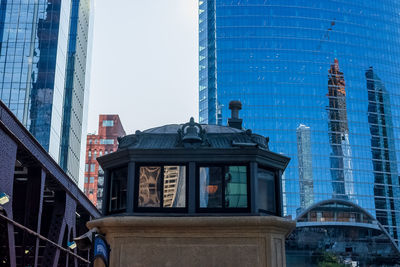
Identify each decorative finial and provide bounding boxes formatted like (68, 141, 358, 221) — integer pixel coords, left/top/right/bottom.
(228, 100, 243, 130)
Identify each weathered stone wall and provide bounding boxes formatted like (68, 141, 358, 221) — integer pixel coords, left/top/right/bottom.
(88, 216, 295, 267)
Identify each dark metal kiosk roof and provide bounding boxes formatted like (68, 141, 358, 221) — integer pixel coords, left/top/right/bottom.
(98, 102, 290, 217)
(100, 119, 288, 169)
(117, 122, 269, 150)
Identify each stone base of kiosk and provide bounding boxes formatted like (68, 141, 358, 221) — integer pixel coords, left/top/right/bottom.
(87, 216, 295, 267)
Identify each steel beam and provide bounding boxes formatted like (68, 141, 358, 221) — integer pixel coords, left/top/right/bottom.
(34, 169, 46, 267)
(0, 128, 17, 266)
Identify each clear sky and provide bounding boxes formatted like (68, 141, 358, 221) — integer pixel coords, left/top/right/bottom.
(87, 0, 199, 134)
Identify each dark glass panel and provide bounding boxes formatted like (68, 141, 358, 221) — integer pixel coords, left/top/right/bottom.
(258, 168, 276, 214)
(225, 166, 247, 208)
(109, 166, 128, 213)
(199, 167, 223, 208)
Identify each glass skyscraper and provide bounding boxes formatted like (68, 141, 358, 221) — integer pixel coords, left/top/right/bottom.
(199, 0, 400, 241)
(0, 0, 91, 182)
(296, 124, 313, 211)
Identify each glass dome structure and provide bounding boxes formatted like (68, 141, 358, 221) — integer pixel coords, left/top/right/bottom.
(286, 199, 400, 266)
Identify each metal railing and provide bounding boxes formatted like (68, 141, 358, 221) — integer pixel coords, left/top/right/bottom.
(0, 212, 90, 264)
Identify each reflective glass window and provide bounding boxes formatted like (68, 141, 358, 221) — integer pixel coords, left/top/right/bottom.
(200, 167, 223, 208)
(199, 165, 248, 210)
(98, 176, 104, 187)
(225, 166, 248, 208)
(138, 166, 162, 207)
(199, 1, 400, 240)
(137, 165, 186, 209)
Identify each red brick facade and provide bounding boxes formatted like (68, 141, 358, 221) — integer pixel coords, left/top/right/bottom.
(84, 115, 126, 208)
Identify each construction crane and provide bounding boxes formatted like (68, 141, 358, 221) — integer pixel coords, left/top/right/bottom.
(316, 19, 336, 51)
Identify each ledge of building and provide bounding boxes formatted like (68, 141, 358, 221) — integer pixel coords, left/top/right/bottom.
(88, 216, 295, 235)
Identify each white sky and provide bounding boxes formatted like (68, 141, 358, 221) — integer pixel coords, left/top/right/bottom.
(86, 0, 199, 134)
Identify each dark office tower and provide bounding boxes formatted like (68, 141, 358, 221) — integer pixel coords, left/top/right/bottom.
(0, 0, 92, 183)
(199, 1, 400, 241)
(327, 59, 354, 199)
(366, 67, 400, 239)
(296, 124, 314, 210)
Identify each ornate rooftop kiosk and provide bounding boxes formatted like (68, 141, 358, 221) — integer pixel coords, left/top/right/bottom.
(88, 101, 295, 267)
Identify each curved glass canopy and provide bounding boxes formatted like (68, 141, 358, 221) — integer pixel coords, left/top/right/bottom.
(286, 199, 400, 266)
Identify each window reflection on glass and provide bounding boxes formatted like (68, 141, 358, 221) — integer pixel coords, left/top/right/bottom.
(138, 167, 161, 207)
(225, 166, 247, 208)
(109, 166, 128, 213)
(163, 166, 186, 208)
(258, 168, 276, 214)
(98, 176, 104, 186)
(138, 165, 186, 209)
(200, 167, 223, 208)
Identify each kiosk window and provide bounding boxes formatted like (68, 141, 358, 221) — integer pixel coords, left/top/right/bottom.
(137, 165, 186, 209)
(199, 166, 248, 210)
(258, 168, 276, 214)
(109, 166, 128, 213)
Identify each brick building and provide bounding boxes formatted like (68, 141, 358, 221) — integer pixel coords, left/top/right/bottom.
(84, 115, 126, 209)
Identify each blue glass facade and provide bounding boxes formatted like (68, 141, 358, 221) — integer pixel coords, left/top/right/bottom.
(0, 0, 91, 182)
(199, 0, 400, 241)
